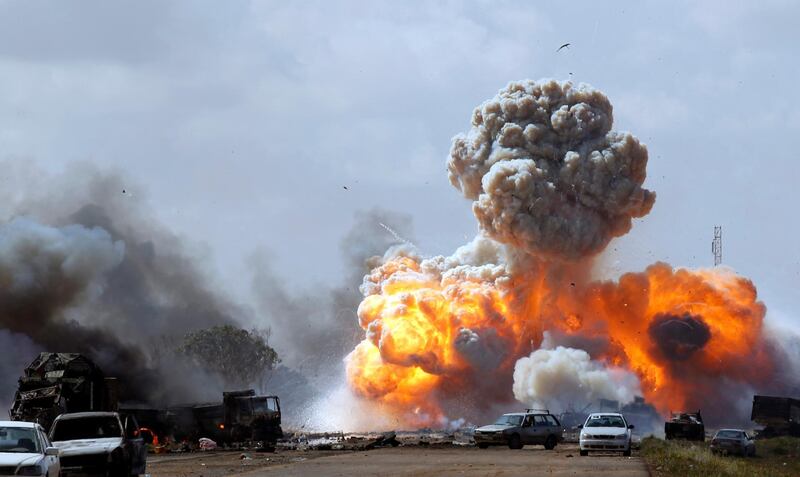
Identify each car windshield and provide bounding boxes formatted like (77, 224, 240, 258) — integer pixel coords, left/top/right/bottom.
(51, 416, 122, 441)
(0, 427, 41, 453)
(716, 430, 742, 439)
(585, 415, 626, 428)
(493, 415, 523, 426)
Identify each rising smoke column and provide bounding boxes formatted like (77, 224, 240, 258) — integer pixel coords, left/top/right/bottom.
(0, 163, 252, 406)
(346, 79, 788, 428)
(0, 217, 160, 401)
(448, 80, 655, 260)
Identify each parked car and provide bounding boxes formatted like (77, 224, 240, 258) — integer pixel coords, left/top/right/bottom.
(578, 413, 634, 456)
(474, 409, 562, 449)
(710, 429, 756, 456)
(49, 412, 146, 476)
(0, 421, 60, 477)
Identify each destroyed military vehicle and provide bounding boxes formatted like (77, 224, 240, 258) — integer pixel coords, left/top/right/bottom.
(665, 411, 705, 441)
(474, 409, 562, 450)
(184, 390, 282, 447)
(10, 354, 118, 431)
(751, 395, 800, 437)
(11, 353, 283, 449)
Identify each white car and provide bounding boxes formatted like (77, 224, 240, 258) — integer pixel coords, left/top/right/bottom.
(578, 413, 633, 456)
(0, 421, 61, 476)
(50, 412, 146, 477)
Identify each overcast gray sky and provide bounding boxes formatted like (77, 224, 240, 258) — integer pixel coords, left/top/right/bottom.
(0, 0, 798, 329)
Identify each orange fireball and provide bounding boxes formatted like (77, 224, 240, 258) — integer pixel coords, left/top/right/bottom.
(346, 253, 774, 425)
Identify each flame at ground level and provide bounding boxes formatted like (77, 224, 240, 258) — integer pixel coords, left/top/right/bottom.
(346, 255, 772, 426)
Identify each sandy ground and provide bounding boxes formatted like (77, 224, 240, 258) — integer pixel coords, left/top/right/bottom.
(147, 443, 649, 477)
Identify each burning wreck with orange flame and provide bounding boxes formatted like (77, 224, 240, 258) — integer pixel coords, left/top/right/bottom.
(345, 79, 783, 428)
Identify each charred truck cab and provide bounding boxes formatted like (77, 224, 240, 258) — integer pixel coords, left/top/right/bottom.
(193, 390, 282, 447)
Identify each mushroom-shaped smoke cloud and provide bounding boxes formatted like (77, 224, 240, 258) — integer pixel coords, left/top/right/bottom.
(448, 80, 656, 260)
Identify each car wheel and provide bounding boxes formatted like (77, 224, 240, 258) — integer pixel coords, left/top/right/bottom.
(579, 450, 588, 456)
(508, 434, 523, 450)
(544, 435, 557, 450)
(478, 443, 489, 449)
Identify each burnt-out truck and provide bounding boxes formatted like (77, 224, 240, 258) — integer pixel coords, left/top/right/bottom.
(9, 353, 118, 431)
(751, 395, 800, 437)
(173, 390, 282, 447)
(11, 353, 283, 448)
(665, 411, 705, 441)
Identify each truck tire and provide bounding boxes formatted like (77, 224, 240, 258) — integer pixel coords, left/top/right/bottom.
(623, 449, 631, 456)
(478, 443, 489, 449)
(508, 434, 523, 450)
(579, 450, 588, 456)
(544, 435, 557, 450)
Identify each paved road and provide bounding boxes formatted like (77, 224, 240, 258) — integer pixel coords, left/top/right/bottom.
(234, 444, 649, 477)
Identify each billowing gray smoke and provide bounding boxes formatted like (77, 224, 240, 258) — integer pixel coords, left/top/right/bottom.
(251, 209, 414, 375)
(0, 162, 245, 405)
(250, 209, 416, 426)
(447, 79, 655, 260)
(0, 218, 160, 400)
(648, 313, 711, 361)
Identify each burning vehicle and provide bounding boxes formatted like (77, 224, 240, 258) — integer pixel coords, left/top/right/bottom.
(9, 353, 283, 450)
(751, 395, 800, 437)
(473, 409, 562, 450)
(664, 411, 705, 441)
(49, 412, 145, 477)
(185, 390, 282, 448)
(10, 353, 118, 431)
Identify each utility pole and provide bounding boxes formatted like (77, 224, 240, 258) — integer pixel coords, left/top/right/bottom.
(712, 226, 722, 266)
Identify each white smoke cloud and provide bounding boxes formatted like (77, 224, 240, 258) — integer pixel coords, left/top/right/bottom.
(512, 345, 641, 411)
(448, 79, 655, 260)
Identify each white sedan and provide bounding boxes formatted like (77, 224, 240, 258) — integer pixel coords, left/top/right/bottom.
(578, 413, 634, 456)
(0, 421, 60, 476)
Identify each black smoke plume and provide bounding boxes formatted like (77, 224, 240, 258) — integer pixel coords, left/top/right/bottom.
(648, 313, 711, 361)
(0, 163, 243, 406)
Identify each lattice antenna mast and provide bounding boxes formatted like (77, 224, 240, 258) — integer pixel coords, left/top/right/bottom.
(712, 226, 722, 266)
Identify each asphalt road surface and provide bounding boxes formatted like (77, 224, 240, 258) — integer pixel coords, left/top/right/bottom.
(148, 444, 649, 477)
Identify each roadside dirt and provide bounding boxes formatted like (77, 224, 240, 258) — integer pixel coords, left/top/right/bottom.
(147, 443, 649, 477)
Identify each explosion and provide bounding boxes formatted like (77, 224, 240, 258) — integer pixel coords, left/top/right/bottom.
(345, 79, 781, 427)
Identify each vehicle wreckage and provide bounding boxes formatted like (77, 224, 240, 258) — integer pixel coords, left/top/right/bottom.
(751, 395, 800, 437)
(664, 411, 705, 441)
(9, 353, 283, 449)
(9, 353, 119, 432)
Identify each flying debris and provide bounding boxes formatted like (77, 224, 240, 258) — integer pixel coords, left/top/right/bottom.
(557, 43, 571, 52)
(343, 186, 349, 190)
